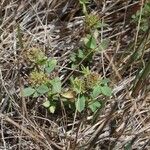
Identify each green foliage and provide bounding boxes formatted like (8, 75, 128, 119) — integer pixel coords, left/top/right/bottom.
(49, 105, 56, 114)
(69, 69, 112, 112)
(70, 34, 109, 67)
(84, 34, 97, 49)
(33, 91, 39, 98)
(91, 85, 101, 98)
(43, 100, 50, 108)
(22, 2, 112, 114)
(66, 3, 112, 112)
(50, 77, 61, 94)
(22, 87, 35, 97)
(22, 48, 61, 113)
(101, 86, 112, 97)
(36, 84, 49, 94)
(76, 95, 86, 112)
(132, 2, 150, 32)
(22, 52, 112, 113)
(70, 4, 109, 67)
(88, 101, 101, 112)
(81, 66, 91, 75)
(45, 58, 57, 73)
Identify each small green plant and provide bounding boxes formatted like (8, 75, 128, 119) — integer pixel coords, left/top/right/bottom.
(22, 48, 112, 113)
(70, 29, 109, 68)
(62, 67, 112, 112)
(22, 48, 61, 113)
(22, 2, 112, 114)
(70, 1, 109, 68)
(62, 1, 112, 113)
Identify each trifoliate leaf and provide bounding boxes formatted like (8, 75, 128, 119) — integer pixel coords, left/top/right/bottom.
(85, 35, 97, 49)
(76, 96, 85, 112)
(101, 86, 112, 96)
(36, 84, 49, 94)
(92, 85, 101, 98)
(89, 101, 101, 112)
(101, 78, 110, 85)
(51, 77, 61, 93)
(45, 58, 57, 73)
(22, 87, 35, 97)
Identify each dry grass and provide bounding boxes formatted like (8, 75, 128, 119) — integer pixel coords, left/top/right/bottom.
(0, 0, 150, 149)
